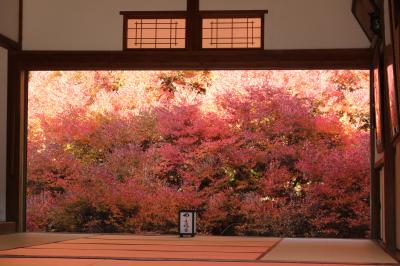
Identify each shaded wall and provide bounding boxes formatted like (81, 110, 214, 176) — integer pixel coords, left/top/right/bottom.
(0, 0, 19, 42)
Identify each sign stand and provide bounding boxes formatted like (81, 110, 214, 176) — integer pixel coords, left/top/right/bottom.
(179, 210, 196, 237)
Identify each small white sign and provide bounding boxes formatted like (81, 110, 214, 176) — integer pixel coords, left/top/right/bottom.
(180, 211, 193, 234)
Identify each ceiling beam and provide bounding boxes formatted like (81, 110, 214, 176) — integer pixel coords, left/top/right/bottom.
(352, 0, 380, 42)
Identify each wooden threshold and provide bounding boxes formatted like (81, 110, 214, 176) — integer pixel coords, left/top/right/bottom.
(0, 222, 16, 235)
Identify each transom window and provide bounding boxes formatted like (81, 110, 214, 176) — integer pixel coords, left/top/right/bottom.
(120, 10, 267, 50)
(127, 18, 186, 49)
(121, 12, 187, 50)
(202, 17, 262, 49)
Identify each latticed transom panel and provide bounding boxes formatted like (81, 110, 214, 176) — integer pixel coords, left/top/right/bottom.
(202, 17, 262, 49)
(127, 18, 186, 49)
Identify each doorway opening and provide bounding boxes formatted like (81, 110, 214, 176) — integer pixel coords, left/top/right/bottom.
(26, 70, 370, 238)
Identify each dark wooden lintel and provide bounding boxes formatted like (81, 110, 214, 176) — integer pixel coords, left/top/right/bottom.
(10, 48, 372, 71)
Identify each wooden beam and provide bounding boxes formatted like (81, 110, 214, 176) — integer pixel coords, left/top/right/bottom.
(6, 52, 27, 232)
(371, 45, 382, 240)
(0, 34, 18, 51)
(375, 0, 397, 251)
(11, 49, 373, 70)
(371, 168, 382, 239)
(6, 52, 20, 229)
(187, 0, 200, 50)
(352, 0, 379, 42)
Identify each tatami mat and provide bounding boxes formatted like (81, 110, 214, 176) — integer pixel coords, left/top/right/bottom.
(0, 258, 393, 266)
(0, 235, 279, 261)
(0, 258, 101, 266)
(0, 234, 398, 266)
(261, 238, 398, 264)
(0, 233, 93, 251)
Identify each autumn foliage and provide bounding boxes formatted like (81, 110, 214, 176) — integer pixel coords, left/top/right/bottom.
(27, 70, 370, 237)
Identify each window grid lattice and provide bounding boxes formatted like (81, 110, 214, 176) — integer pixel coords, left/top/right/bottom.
(202, 17, 262, 49)
(127, 18, 186, 49)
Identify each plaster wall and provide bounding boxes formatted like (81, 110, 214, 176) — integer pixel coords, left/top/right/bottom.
(0, 0, 19, 41)
(201, 0, 370, 50)
(23, 0, 186, 50)
(23, 0, 370, 50)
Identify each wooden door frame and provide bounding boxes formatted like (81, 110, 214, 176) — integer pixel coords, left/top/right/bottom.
(6, 47, 373, 232)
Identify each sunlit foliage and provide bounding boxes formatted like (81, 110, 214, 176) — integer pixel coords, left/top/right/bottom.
(27, 70, 370, 237)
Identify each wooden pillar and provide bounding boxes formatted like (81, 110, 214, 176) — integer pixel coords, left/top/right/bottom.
(187, 0, 201, 50)
(379, 0, 397, 250)
(371, 59, 382, 239)
(6, 53, 27, 232)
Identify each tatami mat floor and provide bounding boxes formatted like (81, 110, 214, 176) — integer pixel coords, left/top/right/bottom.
(0, 234, 398, 266)
(261, 238, 398, 264)
(2, 258, 397, 266)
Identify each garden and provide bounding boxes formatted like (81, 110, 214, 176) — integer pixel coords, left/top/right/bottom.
(27, 70, 370, 238)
